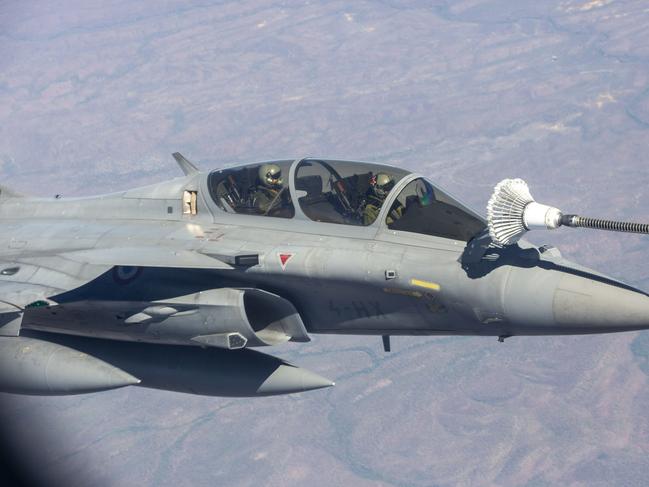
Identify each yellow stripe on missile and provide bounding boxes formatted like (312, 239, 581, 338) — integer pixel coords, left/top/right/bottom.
(410, 278, 441, 292)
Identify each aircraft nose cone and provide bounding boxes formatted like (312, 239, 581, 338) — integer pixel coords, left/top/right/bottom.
(256, 364, 335, 395)
(553, 273, 649, 333)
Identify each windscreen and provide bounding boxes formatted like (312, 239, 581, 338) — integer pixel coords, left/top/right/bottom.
(386, 178, 485, 241)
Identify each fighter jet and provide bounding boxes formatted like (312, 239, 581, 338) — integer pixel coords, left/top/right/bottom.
(1, 154, 648, 397)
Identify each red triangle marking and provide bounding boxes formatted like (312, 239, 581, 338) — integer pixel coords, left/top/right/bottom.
(279, 253, 293, 269)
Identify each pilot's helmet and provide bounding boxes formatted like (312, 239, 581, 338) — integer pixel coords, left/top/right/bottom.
(259, 163, 283, 188)
(370, 173, 395, 198)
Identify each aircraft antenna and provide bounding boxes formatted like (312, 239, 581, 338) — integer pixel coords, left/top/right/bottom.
(172, 152, 200, 176)
(486, 178, 649, 246)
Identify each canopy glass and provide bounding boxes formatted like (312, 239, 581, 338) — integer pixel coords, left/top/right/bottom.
(208, 159, 485, 241)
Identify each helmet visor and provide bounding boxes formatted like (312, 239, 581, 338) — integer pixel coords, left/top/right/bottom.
(266, 171, 282, 186)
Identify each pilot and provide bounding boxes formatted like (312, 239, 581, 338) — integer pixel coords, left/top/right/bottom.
(252, 163, 285, 214)
(362, 173, 399, 225)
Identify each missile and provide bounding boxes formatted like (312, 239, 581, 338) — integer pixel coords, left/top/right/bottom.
(19, 331, 334, 397)
(0, 336, 140, 395)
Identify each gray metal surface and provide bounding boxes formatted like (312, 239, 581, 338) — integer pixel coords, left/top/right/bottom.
(1, 154, 647, 396)
(21, 331, 333, 397)
(0, 336, 139, 394)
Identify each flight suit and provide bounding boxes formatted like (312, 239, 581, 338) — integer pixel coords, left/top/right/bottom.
(252, 186, 281, 214)
(363, 194, 404, 225)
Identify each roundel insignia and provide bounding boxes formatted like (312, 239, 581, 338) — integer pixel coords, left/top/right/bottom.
(113, 266, 142, 284)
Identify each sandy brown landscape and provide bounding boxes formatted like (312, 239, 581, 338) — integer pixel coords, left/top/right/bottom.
(2, 1, 649, 485)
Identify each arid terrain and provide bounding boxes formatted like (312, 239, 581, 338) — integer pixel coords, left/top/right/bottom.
(2, 1, 649, 485)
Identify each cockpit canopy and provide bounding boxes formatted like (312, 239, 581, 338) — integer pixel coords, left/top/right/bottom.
(294, 159, 409, 226)
(209, 160, 295, 218)
(207, 158, 485, 241)
(386, 178, 485, 241)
